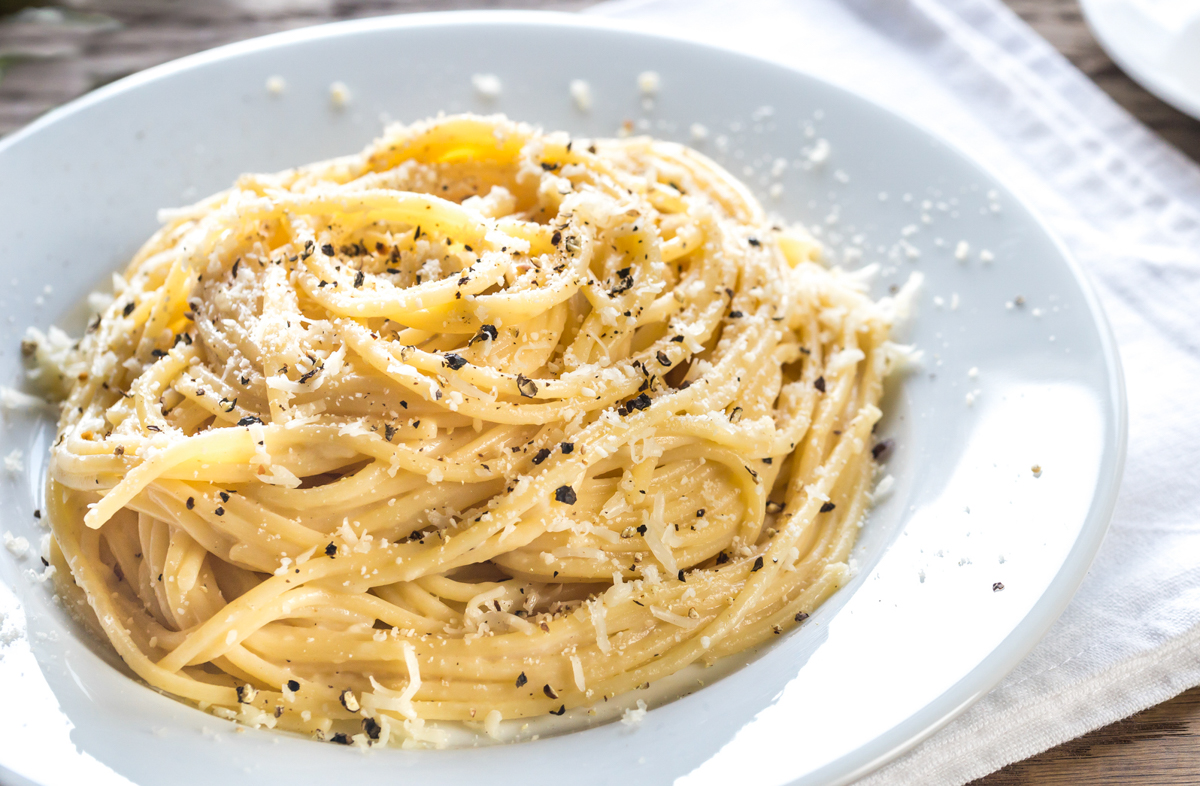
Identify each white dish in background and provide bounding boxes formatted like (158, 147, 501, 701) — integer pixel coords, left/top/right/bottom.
(1081, 0, 1200, 122)
(0, 11, 1125, 786)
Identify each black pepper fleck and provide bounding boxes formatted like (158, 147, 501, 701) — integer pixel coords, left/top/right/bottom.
(516, 374, 539, 398)
(470, 324, 498, 345)
(625, 392, 651, 413)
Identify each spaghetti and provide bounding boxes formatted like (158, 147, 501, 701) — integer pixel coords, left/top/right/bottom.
(41, 114, 911, 747)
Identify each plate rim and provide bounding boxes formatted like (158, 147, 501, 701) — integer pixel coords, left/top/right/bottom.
(811, 181, 1128, 786)
(0, 9, 1129, 786)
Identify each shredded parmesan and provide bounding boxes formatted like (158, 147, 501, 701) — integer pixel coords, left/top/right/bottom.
(621, 699, 648, 726)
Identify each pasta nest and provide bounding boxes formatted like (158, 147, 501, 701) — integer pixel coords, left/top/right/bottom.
(43, 114, 906, 746)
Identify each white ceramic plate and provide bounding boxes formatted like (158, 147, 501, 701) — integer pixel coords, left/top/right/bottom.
(0, 11, 1125, 786)
(1081, 0, 1200, 122)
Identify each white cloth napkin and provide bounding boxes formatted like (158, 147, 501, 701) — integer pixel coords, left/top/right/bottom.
(589, 0, 1200, 782)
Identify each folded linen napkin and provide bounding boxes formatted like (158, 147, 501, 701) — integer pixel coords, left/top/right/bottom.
(589, 0, 1200, 782)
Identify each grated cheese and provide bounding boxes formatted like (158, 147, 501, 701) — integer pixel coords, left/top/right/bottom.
(589, 599, 611, 654)
(3, 531, 29, 559)
(637, 71, 660, 95)
(471, 73, 502, 99)
(329, 81, 351, 108)
(620, 699, 648, 726)
(483, 709, 503, 739)
(569, 79, 592, 112)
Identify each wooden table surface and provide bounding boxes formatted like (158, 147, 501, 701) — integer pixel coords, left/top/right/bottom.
(2, 1, 1198, 783)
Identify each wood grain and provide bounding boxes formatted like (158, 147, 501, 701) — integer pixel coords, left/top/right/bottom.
(971, 685, 1200, 784)
(0, 0, 594, 135)
(1, 1, 1198, 784)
